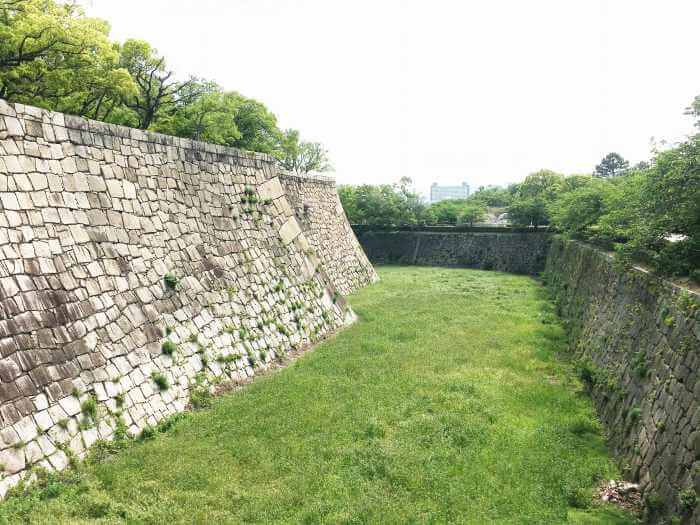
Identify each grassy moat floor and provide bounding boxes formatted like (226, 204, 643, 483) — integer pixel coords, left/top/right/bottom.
(0, 267, 636, 524)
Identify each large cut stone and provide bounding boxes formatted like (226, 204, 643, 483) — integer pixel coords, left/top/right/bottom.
(258, 178, 284, 201)
(0, 448, 25, 474)
(279, 217, 301, 245)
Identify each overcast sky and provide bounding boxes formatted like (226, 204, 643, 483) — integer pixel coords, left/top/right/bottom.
(87, 0, 700, 197)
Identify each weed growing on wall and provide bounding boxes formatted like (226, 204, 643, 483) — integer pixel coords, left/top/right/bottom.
(151, 373, 169, 391)
(163, 273, 179, 290)
(162, 341, 177, 356)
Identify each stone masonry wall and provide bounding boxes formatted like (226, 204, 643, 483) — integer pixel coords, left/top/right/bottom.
(355, 230, 551, 275)
(544, 238, 699, 523)
(279, 174, 378, 296)
(0, 99, 375, 496)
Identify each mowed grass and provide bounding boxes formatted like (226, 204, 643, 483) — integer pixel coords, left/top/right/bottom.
(0, 266, 635, 524)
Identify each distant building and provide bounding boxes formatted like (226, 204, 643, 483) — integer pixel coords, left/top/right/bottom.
(430, 182, 470, 203)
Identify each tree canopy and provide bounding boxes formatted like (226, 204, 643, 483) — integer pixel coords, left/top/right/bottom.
(278, 129, 332, 175)
(594, 152, 630, 178)
(0, 0, 330, 170)
(340, 95, 699, 282)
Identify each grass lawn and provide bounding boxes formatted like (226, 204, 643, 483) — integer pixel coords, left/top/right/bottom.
(0, 266, 636, 524)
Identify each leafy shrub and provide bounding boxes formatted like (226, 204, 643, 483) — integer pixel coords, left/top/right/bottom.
(575, 360, 595, 386)
(632, 351, 648, 379)
(190, 385, 213, 410)
(139, 426, 156, 441)
(151, 372, 169, 391)
(163, 272, 179, 290)
(162, 341, 177, 356)
(81, 396, 98, 421)
(628, 406, 642, 422)
(680, 487, 698, 512)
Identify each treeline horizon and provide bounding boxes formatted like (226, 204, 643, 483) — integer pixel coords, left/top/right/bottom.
(340, 97, 699, 281)
(0, 0, 330, 174)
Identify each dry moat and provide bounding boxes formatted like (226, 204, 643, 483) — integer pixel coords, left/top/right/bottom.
(0, 266, 636, 524)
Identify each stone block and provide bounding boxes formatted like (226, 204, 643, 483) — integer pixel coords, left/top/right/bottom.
(279, 217, 302, 245)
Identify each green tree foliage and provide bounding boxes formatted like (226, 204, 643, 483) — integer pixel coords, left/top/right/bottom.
(116, 39, 204, 129)
(507, 170, 563, 227)
(686, 95, 700, 129)
(226, 93, 283, 155)
(469, 185, 515, 207)
(153, 82, 241, 145)
(339, 177, 425, 226)
(620, 137, 700, 276)
(594, 152, 629, 178)
(339, 179, 491, 227)
(0, 0, 136, 119)
(278, 129, 332, 174)
(426, 199, 467, 224)
(545, 127, 699, 279)
(457, 205, 486, 227)
(548, 176, 615, 235)
(425, 199, 485, 226)
(0, 1, 329, 160)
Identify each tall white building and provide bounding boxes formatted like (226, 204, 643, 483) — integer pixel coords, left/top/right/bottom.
(430, 182, 470, 203)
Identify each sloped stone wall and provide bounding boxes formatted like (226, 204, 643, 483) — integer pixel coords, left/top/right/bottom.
(544, 238, 699, 523)
(355, 230, 551, 275)
(0, 99, 374, 495)
(280, 174, 378, 295)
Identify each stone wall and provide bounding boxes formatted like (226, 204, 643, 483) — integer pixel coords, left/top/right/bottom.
(280, 174, 378, 296)
(544, 238, 699, 523)
(0, 99, 375, 495)
(355, 230, 551, 275)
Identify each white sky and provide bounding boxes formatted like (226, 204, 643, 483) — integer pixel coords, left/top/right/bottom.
(87, 0, 699, 198)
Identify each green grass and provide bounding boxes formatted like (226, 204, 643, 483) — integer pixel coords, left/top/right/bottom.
(0, 267, 636, 524)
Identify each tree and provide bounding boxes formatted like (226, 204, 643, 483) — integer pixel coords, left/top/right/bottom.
(226, 93, 282, 155)
(0, 0, 136, 117)
(0, 0, 323, 160)
(516, 170, 563, 199)
(506, 170, 563, 226)
(685, 94, 700, 129)
(594, 152, 629, 178)
(626, 136, 700, 275)
(548, 177, 613, 235)
(278, 129, 332, 174)
(118, 39, 202, 129)
(338, 179, 426, 226)
(506, 198, 549, 227)
(468, 186, 514, 207)
(153, 83, 242, 145)
(427, 199, 470, 225)
(457, 205, 486, 227)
